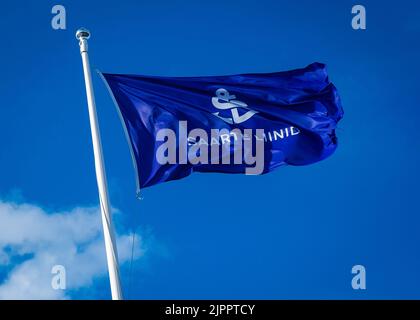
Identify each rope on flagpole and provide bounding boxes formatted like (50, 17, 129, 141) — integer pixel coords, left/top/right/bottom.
(127, 230, 136, 299)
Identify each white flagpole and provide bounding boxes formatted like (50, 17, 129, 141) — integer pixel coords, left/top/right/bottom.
(76, 28, 123, 300)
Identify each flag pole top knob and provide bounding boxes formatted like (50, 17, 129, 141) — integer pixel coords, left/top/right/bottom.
(76, 28, 90, 41)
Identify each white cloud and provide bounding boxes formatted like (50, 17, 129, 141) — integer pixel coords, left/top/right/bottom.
(0, 200, 145, 299)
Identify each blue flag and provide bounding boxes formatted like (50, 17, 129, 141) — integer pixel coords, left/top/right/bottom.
(100, 63, 343, 192)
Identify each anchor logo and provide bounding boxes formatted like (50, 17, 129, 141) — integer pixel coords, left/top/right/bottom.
(211, 88, 258, 124)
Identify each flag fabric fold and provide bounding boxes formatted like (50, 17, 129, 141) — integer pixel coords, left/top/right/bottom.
(100, 62, 343, 190)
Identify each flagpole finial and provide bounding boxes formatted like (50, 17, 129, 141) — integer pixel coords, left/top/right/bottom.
(76, 28, 90, 53)
(76, 27, 90, 40)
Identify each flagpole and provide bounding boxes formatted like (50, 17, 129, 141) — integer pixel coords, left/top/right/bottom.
(76, 28, 123, 300)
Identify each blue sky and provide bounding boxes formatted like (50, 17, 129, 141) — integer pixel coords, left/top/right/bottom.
(1, 0, 420, 299)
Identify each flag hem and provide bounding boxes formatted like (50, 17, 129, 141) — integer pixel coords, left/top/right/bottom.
(97, 70, 142, 199)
